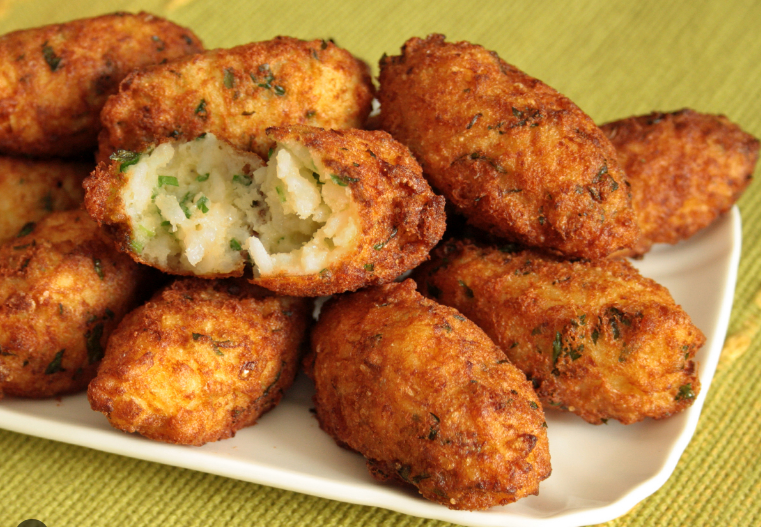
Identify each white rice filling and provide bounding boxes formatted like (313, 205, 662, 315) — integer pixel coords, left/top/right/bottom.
(121, 134, 359, 276)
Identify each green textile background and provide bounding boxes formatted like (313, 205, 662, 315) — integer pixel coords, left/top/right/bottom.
(1, 0, 760, 525)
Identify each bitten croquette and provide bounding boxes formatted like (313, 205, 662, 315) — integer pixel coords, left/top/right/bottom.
(85, 126, 446, 296)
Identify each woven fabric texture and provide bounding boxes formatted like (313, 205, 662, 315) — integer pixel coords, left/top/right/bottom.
(1, 1, 760, 526)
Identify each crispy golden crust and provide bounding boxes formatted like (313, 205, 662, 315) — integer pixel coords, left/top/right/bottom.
(0, 12, 203, 157)
(97, 36, 374, 162)
(413, 240, 704, 425)
(87, 278, 310, 446)
(253, 126, 446, 296)
(0, 210, 151, 399)
(0, 156, 92, 244)
(378, 34, 638, 259)
(309, 280, 551, 510)
(601, 109, 759, 255)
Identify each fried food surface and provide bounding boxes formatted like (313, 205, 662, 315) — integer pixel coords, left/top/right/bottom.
(309, 280, 550, 510)
(601, 109, 759, 255)
(87, 278, 310, 446)
(85, 127, 445, 296)
(252, 126, 446, 296)
(0, 12, 203, 157)
(413, 240, 704, 425)
(0, 156, 91, 244)
(378, 34, 638, 259)
(0, 210, 150, 399)
(98, 36, 374, 162)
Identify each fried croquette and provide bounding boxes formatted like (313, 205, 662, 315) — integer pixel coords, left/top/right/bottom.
(0, 210, 150, 399)
(413, 240, 704, 425)
(84, 127, 446, 296)
(87, 277, 310, 446)
(0, 156, 91, 244)
(601, 109, 759, 255)
(97, 36, 374, 162)
(308, 280, 551, 510)
(378, 34, 638, 259)
(0, 12, 203, 157)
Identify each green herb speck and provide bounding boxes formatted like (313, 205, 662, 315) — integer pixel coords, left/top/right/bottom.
(42, 42, 61, 71)
(223, 68, 235, 89)
(110, 150, 141, 172)
(86, 323, 105, 363)
(45, 349, 65, 374)
(93, 258, 104, 280)
(16, 222, 35, 238)
(158, 175, 179, 187)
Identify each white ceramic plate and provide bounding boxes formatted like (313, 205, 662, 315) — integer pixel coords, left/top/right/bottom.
(0, 207, 741, 527)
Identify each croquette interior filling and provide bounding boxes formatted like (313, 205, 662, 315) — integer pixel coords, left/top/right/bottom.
(121, 134, 359, 276)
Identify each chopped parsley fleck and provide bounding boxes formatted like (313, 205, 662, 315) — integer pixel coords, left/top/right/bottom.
(196, 173, 210, 182)
(230, 238, 242, 251)
(93, 258, 104, 280)
(552, 331, 562, 364)
(330, 173, 360, 186)
(373, 227, 398, 251)
(179, 192, 193, 218)
(275, 186, 286, 202)
(86, 323, 105, 363)
(458, 280, 474, 298)
(42, 42, 61, 71)
(110, 150, 141, 172)
(267, 147, 274, 159)
(16, 222, 35, 238)
(158, 175, 179, 187)
(196, 196, 209, 213)
(42, 192, 53, 212)
(529, 401, 539, 410)
(364, 263, 374, 272)
(129, 238, 144, 254)
(675, 383, 696, 401)
(467, 113, 482, 129)
(273, 85, 286, 96)
(427, 283, 442, 299)
(223, 68, 235, 89)
(195, 99, 207, 116)
(232, 174, 253, 186)
(45, 349, 65, 374)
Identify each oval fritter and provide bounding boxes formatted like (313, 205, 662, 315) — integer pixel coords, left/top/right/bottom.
(309, 280, 551, 510)
(0, 12, 203, 157)
(378, 34, 638, 259)
(97, 36, 374, 162)
(0, 156, 92, 244)
(87, 277, 311, 446)
(601, 109, 759, 255)
(84, 127, 445, 296)
(0, 210, 151, 399)
(413, 240, 704, 425)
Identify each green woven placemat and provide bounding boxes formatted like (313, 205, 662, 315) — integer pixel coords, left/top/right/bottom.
(1, 1, 760, 526)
